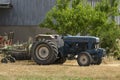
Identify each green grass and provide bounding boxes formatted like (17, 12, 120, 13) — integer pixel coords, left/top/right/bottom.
(0, 74, 93, 80)
(0, 75, 8, 80)
(15, 76, 93, 80)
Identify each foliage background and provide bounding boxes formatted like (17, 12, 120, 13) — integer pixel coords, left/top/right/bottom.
(40, 0, 120, 57)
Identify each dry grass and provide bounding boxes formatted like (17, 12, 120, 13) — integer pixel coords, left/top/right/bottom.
(0, 59, 120, 80)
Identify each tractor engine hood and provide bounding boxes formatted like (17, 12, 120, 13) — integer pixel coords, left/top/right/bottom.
(63, 36, 100, 43)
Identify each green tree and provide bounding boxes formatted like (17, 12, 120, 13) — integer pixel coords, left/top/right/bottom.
(40, 0, 120, 56)
(95, 0, 120, 56)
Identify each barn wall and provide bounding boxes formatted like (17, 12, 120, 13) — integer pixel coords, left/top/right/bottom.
(0, 0, 55, 25)
(0, 0, 120, 42)
(0, 0, 56, 42)
(0, 26, 56, 42)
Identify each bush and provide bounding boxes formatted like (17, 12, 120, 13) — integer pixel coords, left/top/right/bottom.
(40, 0, 120, 56)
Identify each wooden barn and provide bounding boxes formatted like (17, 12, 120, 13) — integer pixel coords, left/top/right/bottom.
(0, 0, 120, 42)
(0, 0, 56, 42)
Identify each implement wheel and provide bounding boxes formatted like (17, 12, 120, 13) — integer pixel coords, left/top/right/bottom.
(1, 58, 8, 63)
(7, 56, 16, 63)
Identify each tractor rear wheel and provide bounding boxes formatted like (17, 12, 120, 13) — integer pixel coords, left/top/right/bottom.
(77, 52, 92, 66)
(31, 39, 58, 65)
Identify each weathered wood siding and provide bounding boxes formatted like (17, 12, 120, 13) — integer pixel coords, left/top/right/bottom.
(0, 26, 56, 42)
(0, 0, 55, 26)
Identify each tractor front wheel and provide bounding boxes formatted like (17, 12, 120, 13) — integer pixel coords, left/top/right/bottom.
(77, 52, 92, 66)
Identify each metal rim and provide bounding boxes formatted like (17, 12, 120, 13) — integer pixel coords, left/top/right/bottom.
(79, 54, 88, 65)
(36, 45, 49, 60)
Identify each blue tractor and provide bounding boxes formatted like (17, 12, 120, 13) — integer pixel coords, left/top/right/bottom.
(31, 34, 106, 66)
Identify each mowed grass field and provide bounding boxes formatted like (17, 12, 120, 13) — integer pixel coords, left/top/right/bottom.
(0, 59, 120, 80)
